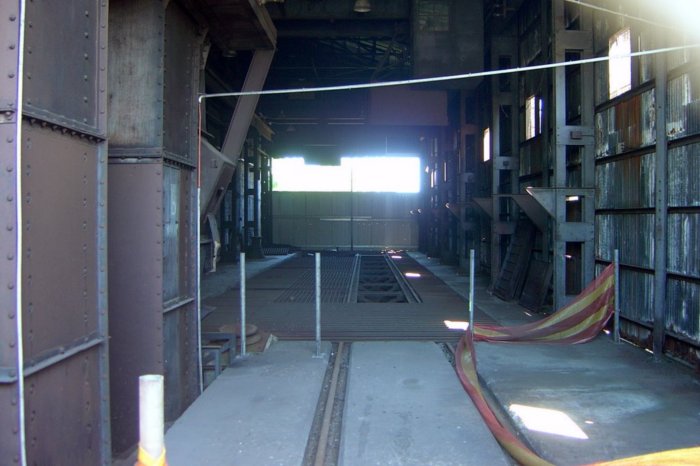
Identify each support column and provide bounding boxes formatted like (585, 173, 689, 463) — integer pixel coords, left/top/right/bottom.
(653, 42, 668, 358)
(549, 0, 595, 309)
(489, 34, 518, 288)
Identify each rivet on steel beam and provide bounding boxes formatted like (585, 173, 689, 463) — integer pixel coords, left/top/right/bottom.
(8, 283, 14, 290)
(9, 44, 15, 50)
(6, 224, 13, 231)
(7, 253, 14, 260)
(8, 72, 15, 79)
(6, 165, 12, 172)
(9, 15, 16, 21)
(6, 137, 13, 143)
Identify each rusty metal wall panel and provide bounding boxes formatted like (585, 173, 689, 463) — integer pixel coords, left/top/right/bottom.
(108, 162, 164, 455)
(595, 213, 654, 269)
(163, 3, 198, 164)
(595, 90, 656, 158)
(24, 348, 102, 465)
(0, 1, 21, 460)
(107, 1, 164, 148)
(667, 72, 700, 140)
(668, 213, 700, 278)
(669, 143, 700, 207)
(162, 164, 198, 423)
(621, 269, 655, 324)
(519, 137, 544, 177)
(163, 301, 198, 424)
(595, 153, 655, 209)
(23, 0, 104, 134)
(163, 165, 182, 303)
(666, 278, 700, 343)
(22, 124, 99, 358)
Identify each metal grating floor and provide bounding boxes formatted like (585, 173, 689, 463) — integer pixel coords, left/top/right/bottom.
(204, 251, 497, 341)
(274, 255, 356, 303)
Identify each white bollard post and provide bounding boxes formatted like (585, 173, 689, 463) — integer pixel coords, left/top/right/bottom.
(138, 375, 165, 464)
(469, 249, 475, 336)
(315, 252, 322, 358)
(240, 252, 247, 357)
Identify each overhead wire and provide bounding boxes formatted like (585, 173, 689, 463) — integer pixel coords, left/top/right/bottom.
(198, 43, 700, 101)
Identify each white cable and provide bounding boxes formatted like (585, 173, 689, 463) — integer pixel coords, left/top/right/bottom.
(198, 43, 700, 101)
(564, 0, 673, 29)
(15, 1, 28, 465)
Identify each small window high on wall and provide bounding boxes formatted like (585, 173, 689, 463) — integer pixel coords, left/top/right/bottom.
(525, 95, 543, 140)
(609, 27, 631, 99)
(483, 128, 491, 162)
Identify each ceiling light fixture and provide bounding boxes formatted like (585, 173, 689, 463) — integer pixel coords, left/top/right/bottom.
(353, 0, 371, 13)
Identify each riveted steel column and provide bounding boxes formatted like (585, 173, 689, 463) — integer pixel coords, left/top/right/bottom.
(0, 2, 24, 463)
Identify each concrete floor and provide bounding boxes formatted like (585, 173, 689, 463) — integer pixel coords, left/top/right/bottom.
(125, 251, 700, 465)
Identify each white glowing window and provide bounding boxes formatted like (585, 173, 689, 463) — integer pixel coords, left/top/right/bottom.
(525, 95, 544, 140)
(483, 128, 491, 162)
(271, 156, 421, 193)
(609, 28, 631, 99)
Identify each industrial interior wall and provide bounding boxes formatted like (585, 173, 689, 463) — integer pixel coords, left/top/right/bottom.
(272, 192, 419, 250)
(0, 0, 111, 464)
(591, 6, 700, 362)
(107, 0, 201, 456)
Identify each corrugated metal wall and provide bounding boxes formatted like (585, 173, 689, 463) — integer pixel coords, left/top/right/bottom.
(272, 192, 419, 250)
(0, 0, 110, 463)
(592, 3, 700, 357)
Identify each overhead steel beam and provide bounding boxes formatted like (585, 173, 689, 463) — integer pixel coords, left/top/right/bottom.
(221, 49, 275, 159)
(274, 20, 409, 39)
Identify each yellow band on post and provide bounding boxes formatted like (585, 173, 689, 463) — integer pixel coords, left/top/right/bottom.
(135, 446, 167, 466)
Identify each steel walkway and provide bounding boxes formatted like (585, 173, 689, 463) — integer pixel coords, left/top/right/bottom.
(202, 251, 495, 341)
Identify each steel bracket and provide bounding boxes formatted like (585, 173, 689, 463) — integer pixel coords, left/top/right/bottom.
(0, 108, 16, 124)
(0, 366, 17, 384)
(495, 156, 517, 170)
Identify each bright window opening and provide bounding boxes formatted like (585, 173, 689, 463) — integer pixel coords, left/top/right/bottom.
(271, 156, 421, 193)
(483, 128, 491, 162)
(609, 28, 632, 99)
(525, 95, 544, 140)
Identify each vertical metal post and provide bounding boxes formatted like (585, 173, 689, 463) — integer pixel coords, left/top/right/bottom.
(469, 249, 475, 334)
(614, 249, 620, 344)
(196, 103, 203, 393)
(350, 165, 354, 252)
(315, 252, 322, 357)
(138, 375, 165, 463)
(240, 252, 247, 357)
(653, 42, 668, 360)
